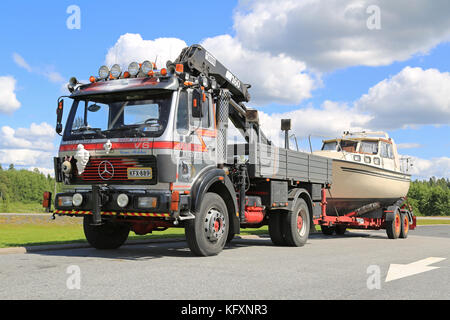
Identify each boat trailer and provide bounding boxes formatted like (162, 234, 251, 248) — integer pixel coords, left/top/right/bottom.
(314, 189, 416, 239)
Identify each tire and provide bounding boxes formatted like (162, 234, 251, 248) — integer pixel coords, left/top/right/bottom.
(399, 212, 409, 239)
(335, 225, 347, 235)
(321, 225, 335, 235)
(386, 210, 401, 239)
(282, 198, 310, 247)
(185, 192, 229, 256)
(226, 230, 235, 244)
(83, 216, 130, 249)
(268, 212, 287, 246)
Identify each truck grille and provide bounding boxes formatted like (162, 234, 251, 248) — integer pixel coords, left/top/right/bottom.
(78, 157, 157, 184)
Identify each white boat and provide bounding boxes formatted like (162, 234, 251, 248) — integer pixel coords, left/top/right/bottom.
(312, 131, 411, 216)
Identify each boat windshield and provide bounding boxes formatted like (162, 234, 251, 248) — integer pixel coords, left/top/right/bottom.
(360, 140, 379, 155)
(322, 141, 338, 151)
(63, 92, 172, 140)
(338, 140, 358, 152)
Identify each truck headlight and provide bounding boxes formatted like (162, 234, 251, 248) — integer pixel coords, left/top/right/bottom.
(72, 193, 83, 207)
(137, 197, 157, 209)
(58, 196, 73, 207)
(117, 194, 129, 208)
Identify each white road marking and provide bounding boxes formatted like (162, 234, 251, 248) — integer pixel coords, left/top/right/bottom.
(385, 257, 447, 282)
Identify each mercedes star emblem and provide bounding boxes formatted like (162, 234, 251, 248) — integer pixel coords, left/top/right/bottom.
(98, 160, 114, 180)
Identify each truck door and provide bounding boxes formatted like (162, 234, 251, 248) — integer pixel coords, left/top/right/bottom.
(174, 89, 215, 183)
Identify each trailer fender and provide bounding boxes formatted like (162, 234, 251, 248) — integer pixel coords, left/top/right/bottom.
(287, 188, 314, 229)
(190, 168, 240, 234)
(384, 205, 399, 222)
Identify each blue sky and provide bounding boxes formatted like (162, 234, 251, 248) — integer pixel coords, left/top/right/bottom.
(0, 0, 449, 178)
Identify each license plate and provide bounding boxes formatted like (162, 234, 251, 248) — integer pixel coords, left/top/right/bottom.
(127, 168, 152, 179)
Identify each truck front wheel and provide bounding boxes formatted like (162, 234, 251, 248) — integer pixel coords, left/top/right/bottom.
(185, 192, 229, 256)
(268, 211, 287, 246)
(283, 198, 310, 247)
(83, 216, 130, 249)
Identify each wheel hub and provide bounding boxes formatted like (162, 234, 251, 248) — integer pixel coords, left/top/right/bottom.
(204, 208, 226, 242)
(297, 210, 306, 237)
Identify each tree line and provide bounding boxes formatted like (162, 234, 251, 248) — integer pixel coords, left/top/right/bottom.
(406, 177, 450, 216)
(0, 164, 61, 209)
(0, 163, 448, 215)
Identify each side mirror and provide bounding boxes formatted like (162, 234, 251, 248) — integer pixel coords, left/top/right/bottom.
(88, 104, 101, 112)
(56, 99, 64, 134)
(191, 89, 203, 118)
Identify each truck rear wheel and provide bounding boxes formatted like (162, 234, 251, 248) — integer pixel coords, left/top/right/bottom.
(185, 192, 229, 256)
(386, 210, 401, 239)
(269, 212, 287, 246)
(399, 213, 409, 239)
(283, 198, 310, 247)
(83, 216, 130, 249)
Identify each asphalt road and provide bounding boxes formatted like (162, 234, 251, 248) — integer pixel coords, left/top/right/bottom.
(0, 225, 449, 300)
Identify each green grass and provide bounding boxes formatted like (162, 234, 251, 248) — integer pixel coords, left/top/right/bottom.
(0, 201, 48, 213)
(416, 219, 450, 225)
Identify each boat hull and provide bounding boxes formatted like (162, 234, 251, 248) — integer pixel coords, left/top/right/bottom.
(326, 159, 411, 216)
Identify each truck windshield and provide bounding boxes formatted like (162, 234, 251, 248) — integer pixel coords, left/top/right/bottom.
(63, 93, 172, 140)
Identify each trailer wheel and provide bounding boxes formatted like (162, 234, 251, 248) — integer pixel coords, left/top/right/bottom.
(321, 225, 335, 235)
(386, 210, 401, 239)
(83, 216, 130, 250)
(185, 192, 229, 256)
(283, 198, 310, 247)
(399, 213, 409, 239)
(335, 225, 347, 235)
(269, 211, 287, 246)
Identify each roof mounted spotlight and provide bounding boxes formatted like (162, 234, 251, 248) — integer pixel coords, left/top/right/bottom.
(67, 77, 79, 93)
(128, 62, 139, 77)
(141, 61, 153, 75)
(110, 64, 122, 79)
(98, 65, 110, 80)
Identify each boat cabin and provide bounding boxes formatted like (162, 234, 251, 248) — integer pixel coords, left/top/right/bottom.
(317, 132, 400, 172)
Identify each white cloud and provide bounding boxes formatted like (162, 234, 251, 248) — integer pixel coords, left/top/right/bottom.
(201, 34, 317, 105)
(397, 143, 422, 150)
(355, 67, 450, 129)
(105, 33, 188, 70)
(407, 156, 450, 179)
(233, 0, 450, 71)
(12, 53, 65, 84)
(105, 33, 317, 106)
(0, 122, 55, 151)
(256, 101, 372, 143)
(0, 149, 55, 168)
(0, 122, 56, 172)
(0, 76, 21, 114)
(12, 53, 32, 72)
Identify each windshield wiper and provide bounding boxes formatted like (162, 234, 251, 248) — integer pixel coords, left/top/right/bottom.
(72, 126, 106, 138)
(103, 125, 145, 137)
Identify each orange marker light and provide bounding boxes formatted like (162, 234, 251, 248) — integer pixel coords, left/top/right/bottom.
(123, 71, 130, 78)
(160, 68, 167, 76)
(175, 64, 184, 73)
(148, 71, 154, 77)
(193, 99, 197, 107)
(89, 76, 96, 83)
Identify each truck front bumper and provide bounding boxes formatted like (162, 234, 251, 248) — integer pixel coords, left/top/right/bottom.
(53, 187, 190, 221)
